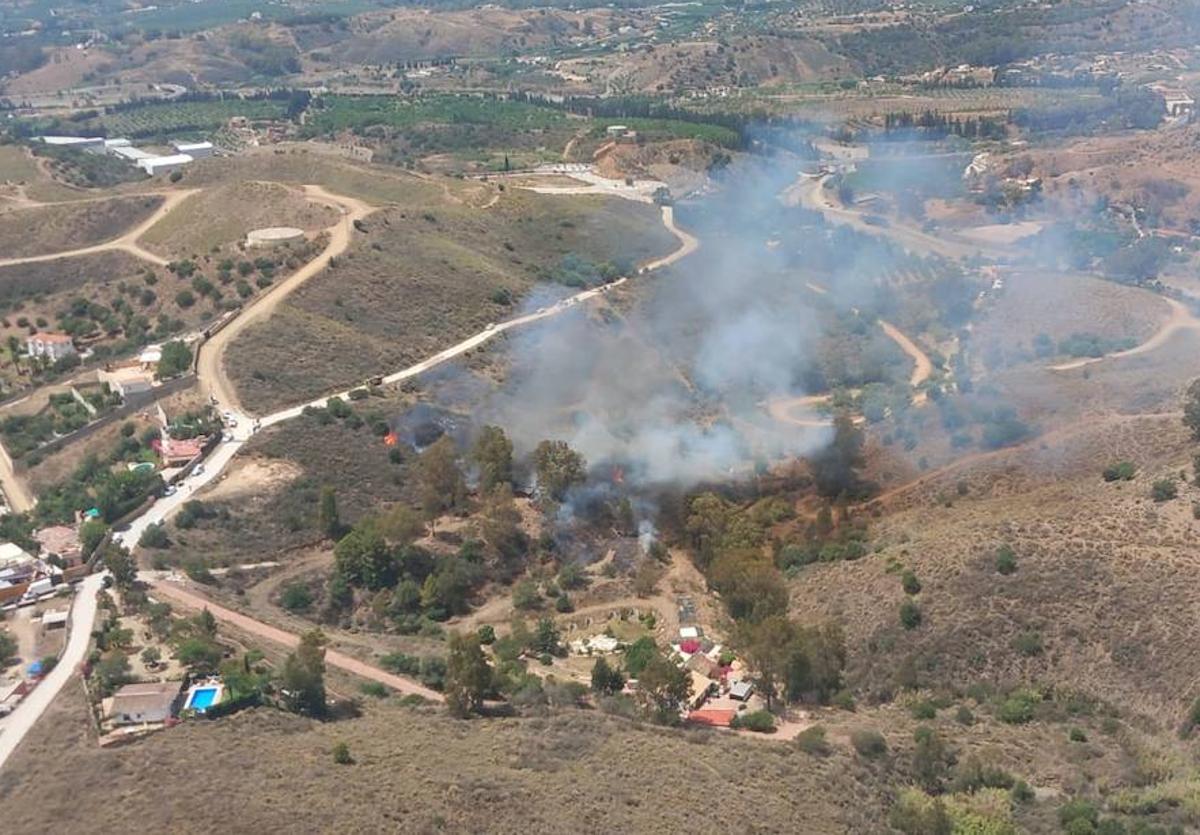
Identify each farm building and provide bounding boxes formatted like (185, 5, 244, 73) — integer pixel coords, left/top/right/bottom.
(172, 141, 214, 159)
(102, 681, 183, 726)
(99, 365, 155, 397)
(26, 332, 75, 361)
(111, 146, 154, 163)
(37, 135, 104, 151)
(138, 154, 194, 176)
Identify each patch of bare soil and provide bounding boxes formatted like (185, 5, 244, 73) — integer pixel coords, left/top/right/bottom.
(200, 457, 304, 503)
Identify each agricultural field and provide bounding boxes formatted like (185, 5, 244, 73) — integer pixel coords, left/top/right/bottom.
(92, 98, 292, 141)
(0, 195, 162, 259)
(225, 190, 677, 413)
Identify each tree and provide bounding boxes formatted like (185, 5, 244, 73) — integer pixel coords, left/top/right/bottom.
(418, 436, 467, 519)
(332, 741, 353, 764)
(590, 657, 626, 695)
(471, 425, 513, 492)
(0, 629, 16, 668)
(995, 545, 1017, 575)
(912, 726, 950, 791)
(532, 439, 587, 501)
(512, 578, 541, 611)
(900, 600, 922, 629)
(810, 413, 867, 499)
(533, 617, 562, 656)
(6, 334, 21, 372)
(901, 570, 921, 595)
(334, 523, 395, 590)
(624, 636, 657, 677)
(140, 646, 162, 667)
(445, 631, 491, 717)
(635, 651, 691, 723)
(480, 485, 526, 567)
(155, 340, 192, 379)
(317, 486, 341, 540)
(376, 504, 423, 545)
(196, 607, 217, 638)
(79, 518, 109, 556)
(708, 549, 788, 623)
(102, 543, 137, 589)
(176, 637, 222, 672)
(281, 629, 327, 716)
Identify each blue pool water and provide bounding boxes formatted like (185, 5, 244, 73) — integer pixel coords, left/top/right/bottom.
(188, 686, 219, 711)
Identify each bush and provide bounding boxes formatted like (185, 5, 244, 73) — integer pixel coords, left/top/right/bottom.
(1011, 780, 1035, 803)
(899, 600, 922, 630)
(1151, 479, 1178, 502)
(795, 725, 830, 755)
(360, 681, 388, 698)
(332, 741, 353, 764)
(900, 570, 922, 595)
(1068, 727, 1088, 743)
(1102, 461, 1136, 481)
(910, 700, 937, 720)
(730, 709, 775, 733)
(998, 689, 1040, 724)
(138, 523, 170, 549)
(280, 582, 313, 613)
(850, 729, 888, 758)
(1012, 630, 1044, 657)
(1059, 799, 1098, 830)
(955, 705, 975, 725)
(995, 545, 1017, 575)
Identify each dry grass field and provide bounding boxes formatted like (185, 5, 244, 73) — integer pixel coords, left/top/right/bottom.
(971, 270, 1169, 369)
(0, 195, 162, 258)
(139, 181, 340, 260)
(225, 189, 676, 413)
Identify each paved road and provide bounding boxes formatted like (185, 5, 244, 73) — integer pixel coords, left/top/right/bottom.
(0, 572, 105, 770)
(147, 577, 444, 702)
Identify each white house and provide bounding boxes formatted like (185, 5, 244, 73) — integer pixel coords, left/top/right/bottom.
(26, 332, 76, 361)
(102, 681, 182, 725)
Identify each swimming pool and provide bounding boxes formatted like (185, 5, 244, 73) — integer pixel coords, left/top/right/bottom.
(186, 686, 220, 712)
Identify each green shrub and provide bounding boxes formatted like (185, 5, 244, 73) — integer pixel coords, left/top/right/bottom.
(360, 681, 388, 698)
(995, 545, 1017, 575)
(332, 741, 353, 764)
(730, 709, 775, 733)
(901, 570, 922, 595)
(1059, 798, 1098, 829)
(1102, 461, 1136, 481)
(795, 725, 830, 755)
(1011, 780, 1035, 803)
(911, 699, 936, 720)
(279, 582, 313, 613)
(955, 705, 975, 725)
(998, 689, 1040, 724)
(1151, 479, 1178, 502)
(899, 600, 922, 630)
(1012, 630, 1044, 657)
(1068, 727, 1088, 743)
(850, 729, 888, 758)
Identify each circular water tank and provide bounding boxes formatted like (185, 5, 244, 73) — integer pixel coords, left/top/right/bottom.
(246, 226, 305, 247)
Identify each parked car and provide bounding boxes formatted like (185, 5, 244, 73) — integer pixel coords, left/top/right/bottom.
(164, 485, 177, 497)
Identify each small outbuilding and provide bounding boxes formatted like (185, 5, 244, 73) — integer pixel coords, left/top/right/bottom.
(729, 680, 754, 701)
(137, 154, 193, 176)
(172, 141, 214, 159)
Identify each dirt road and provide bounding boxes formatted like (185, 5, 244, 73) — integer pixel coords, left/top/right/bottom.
(1048, 296, 1200, 371)
(148, 577, 444, 702)
(643, 206, 698, 270)
(879, 319, 933, 392)
(196, 186, 375, 413)
(787, 174, 1006, 261)
(0, 189, 198, 269)
(0, 438, 34, 512)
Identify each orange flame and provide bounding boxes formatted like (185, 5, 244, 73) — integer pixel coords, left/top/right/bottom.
(383, 432, 398, 447)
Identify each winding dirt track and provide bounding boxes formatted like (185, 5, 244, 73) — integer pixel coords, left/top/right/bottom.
(197, 185, 375, 412)
(1047, 296, 1200, 371)
(0, 189, 198, 268)
(148, 578, 444, 702)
